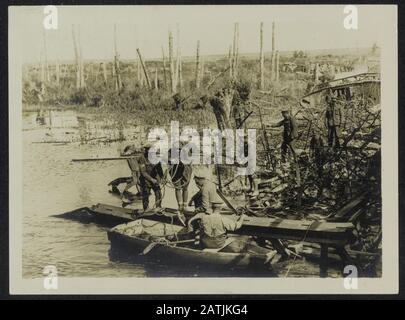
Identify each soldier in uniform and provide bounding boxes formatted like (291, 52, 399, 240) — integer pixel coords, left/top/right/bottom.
(325, 94, 342, 149)
(137, 143, 164, 211)
(268, 109, 298, 163)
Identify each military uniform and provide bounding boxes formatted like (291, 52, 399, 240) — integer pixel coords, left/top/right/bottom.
(325, 99, 342, 148)
(138, 154, 164, 210)
(273, 114, 298, 162)
(199, 213, 243, 248)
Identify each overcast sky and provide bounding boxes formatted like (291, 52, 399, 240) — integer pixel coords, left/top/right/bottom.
(11, 5, 391, 64)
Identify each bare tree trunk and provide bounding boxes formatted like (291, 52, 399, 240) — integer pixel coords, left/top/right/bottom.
(43, 31, 50, 83)
(270, 51, 276, 82)
(102, 62, 108, 86)
(56, 59, 60, 86)
(178, 48, 183, 90)
(259, 22, 264, 89)
(137, 60, 141, 84)
(195, 40, 201, 89)
(228, 45, 233, 78)
(78, 27, 85, 88)
(200, 56, 204, 85)
(232, 23, 239, 79)
(174, 24, 180, 90)
(168, 30, 175, 93)
(136, 48, 151, 89)
(161, 46, 167, 90)
(275, 50, 280, 82)
(40, 51, 45, 86)
(270, 22, 276, 83)
(72, 25, 81, 89)
(113, 24, 122, 92)
(154, 68, 158, 91)
(314, 63, 319, 83)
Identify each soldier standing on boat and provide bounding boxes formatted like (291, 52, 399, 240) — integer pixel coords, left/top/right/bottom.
(325, 93, 342, 149)
(168, 147, 192, 222)
(267, 109, 298, 163)
(138, 143, 164, 211)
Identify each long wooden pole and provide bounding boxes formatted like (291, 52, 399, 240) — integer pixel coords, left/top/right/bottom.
(136, 48, 151, 89)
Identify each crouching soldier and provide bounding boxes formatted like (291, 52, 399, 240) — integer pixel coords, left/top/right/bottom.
(108, 144, 142, 207)
(138, 143, 164, 211)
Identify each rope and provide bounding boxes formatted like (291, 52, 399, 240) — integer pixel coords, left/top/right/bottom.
(283, 220, 316, 277)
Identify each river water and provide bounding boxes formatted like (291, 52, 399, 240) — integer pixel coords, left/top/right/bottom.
(22, 109, 203, 278)
(22, 109, 328, 278)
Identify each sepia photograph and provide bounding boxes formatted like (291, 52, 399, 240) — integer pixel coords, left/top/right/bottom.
(8, 4, 398, 294)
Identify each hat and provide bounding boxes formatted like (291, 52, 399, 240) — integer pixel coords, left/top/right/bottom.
(142, 142, 153, 151)
(281, 109, 289, 113)
(122, 144, 140, 156)
(193, 166, 211, 179)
